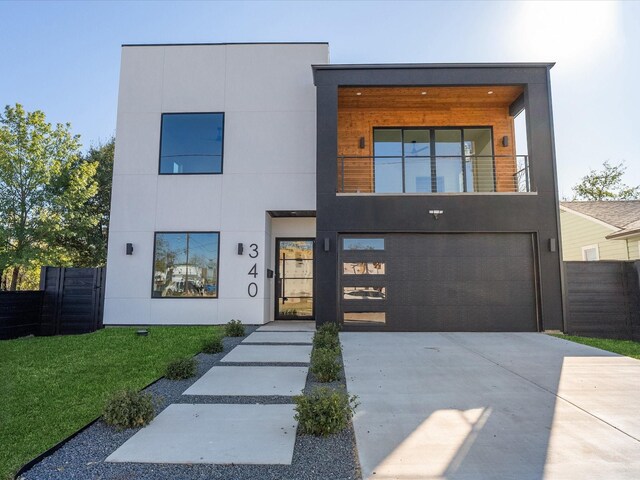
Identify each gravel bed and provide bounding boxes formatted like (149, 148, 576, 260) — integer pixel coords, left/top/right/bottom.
(19, 325, 361, 480)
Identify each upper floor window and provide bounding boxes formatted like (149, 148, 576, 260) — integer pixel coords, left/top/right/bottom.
(373, 127, 494, 193)
(159, 113, 224, 174)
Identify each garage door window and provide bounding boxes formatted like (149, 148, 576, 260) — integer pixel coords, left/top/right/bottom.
(343, 287, 386, 300)
(344, 312, 386, 325)
(343, 238, 385, 250)
(343, 262, 385, 274)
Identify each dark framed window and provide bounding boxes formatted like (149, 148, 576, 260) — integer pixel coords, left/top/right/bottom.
(373, 127, 494, 193)
(152, 232, 220, 298)
(159, 113, 224, 174)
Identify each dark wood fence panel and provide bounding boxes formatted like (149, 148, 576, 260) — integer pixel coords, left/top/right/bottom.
(0, 267, 105, 340)
(40, 267, 106, 335)
(0, 291, 44, 340)
(565, 261, 640, 341)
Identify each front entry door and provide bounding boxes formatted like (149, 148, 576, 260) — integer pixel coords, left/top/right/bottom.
(275, 239, 314, 319)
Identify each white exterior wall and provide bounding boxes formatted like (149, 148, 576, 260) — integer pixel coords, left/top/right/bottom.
(104, 44, 328, 325)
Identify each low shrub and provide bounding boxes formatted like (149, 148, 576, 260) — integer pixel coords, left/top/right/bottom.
(318, 322, 341, 336)
(310, 347, 341, 382)
(103, 389, 155, 430)
(294, 387, 358, 436)
(225, 319, 245, 337)
(201, 336, 224, 354)
(165, 357, 197, 380)
(313, 330, 340, 350)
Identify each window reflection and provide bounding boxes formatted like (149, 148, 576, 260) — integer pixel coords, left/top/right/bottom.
(153, 232, 219, 298)
(343, 287, 386, 300)
(343, 262, 386, 274)
(344, 312, 386, 325)
(343, 238, 385, 250)
(160, 113, 224, 174)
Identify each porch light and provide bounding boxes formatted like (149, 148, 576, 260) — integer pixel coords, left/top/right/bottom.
(126, 243, 133, 255)
(421, 91, 427, 95)
(356, 92, 362, 96)
(487, 90, 494, 95)
(429, 210, 444, 220)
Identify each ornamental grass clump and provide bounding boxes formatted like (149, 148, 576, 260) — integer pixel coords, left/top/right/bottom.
(294, 387, 358, 436)
(317, 322, 341, 336)
(201, 336, 224, 354)
(165, 357, 197, 380)
(310, 347, 341, 382)
(313, 330, 340, 350)
(225, 319, 245, 337)
(103, 389, 155, 430)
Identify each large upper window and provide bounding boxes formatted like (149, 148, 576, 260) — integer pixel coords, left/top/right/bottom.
(152, 232, 220, 298)
(373, 127, 494, 193)
(159, 113, 224, 174)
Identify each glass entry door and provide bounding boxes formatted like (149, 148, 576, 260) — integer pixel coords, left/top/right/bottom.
(275, 239, 314, 319)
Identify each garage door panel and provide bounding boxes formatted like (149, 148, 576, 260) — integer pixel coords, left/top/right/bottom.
(340, 233, 538, 331)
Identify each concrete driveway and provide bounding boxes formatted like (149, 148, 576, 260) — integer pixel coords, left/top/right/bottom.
(340, 332, 640, 480)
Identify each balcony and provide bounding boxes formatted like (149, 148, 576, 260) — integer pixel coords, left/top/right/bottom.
(336, 85, 531, 195)
(337, 154, 531, 194)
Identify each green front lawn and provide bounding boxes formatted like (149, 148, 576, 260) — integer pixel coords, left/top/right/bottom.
(550, 334, 640, 360)
(0, 326, 221, 480)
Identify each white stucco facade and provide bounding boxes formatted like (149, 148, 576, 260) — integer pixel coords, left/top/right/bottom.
(104, 43, 327, 325)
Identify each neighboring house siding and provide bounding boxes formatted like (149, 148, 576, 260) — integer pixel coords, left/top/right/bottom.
(627, 239, 640, 260)
(560, 210, 628, 260)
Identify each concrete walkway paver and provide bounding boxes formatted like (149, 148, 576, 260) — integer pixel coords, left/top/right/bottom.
(242, 331, 314, 344)
(341, 332, 640, 480)
(257, 321, 316, 332)
(183, 366, 308, 396)
(106, 404, 298, 464)
(221, 344, 312, 363)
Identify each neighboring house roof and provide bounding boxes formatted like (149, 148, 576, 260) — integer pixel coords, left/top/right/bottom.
(560, 201, 640, 240)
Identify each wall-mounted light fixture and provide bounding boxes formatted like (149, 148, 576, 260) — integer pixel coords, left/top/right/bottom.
(126, 243, 134, 255)
(237, 243, 244, 255)
(359, 137, 365, 149)
(502, 136, 509, 147)
(267, 269, 274, 279)
(549, 238, 557, 252)
(323, 238, 331, 252)
(428, 209, 444, 220)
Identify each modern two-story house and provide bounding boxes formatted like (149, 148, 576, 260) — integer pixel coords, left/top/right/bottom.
(104, 42, 565, 332)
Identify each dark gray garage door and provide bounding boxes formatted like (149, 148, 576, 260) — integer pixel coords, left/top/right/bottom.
(339, 233, 538, 331)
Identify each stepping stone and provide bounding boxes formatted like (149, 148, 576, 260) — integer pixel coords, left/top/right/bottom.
(183, 366, 308, 396)
(242, 331, 314, 344)
(221, 345, 312, 363)
(257, 321, 316, 332)
(106, 404, 297, 465)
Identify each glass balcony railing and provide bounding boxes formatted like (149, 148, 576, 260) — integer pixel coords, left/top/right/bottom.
(337, 155, 531, 194)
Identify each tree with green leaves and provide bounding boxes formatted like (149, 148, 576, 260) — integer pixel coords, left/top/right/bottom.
(55, 138, 114, 267)
(572, 160, 640, 201)
(0, 104, 98, 290)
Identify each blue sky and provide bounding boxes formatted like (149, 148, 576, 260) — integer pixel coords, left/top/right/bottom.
(1, 0, 638, 197)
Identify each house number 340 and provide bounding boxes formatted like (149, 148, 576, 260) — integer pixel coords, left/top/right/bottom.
(247, 243, 258, 297)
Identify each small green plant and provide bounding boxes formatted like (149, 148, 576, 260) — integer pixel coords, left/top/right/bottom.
(310, 347, 341, 382)
(294, 387, 358, 436)
(201, 336, 224, 354)
(281, 308, 298, 316)
(103, 389, 155, 430)
(225, 319, 245, 337)
(318, 322, 341, 336)
(313, 330, 340, 350)
(165, 357, 197, 380)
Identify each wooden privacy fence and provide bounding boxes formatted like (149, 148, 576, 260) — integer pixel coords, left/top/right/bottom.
(0, 267, 105, 340)
(564, 261, 640, 341)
